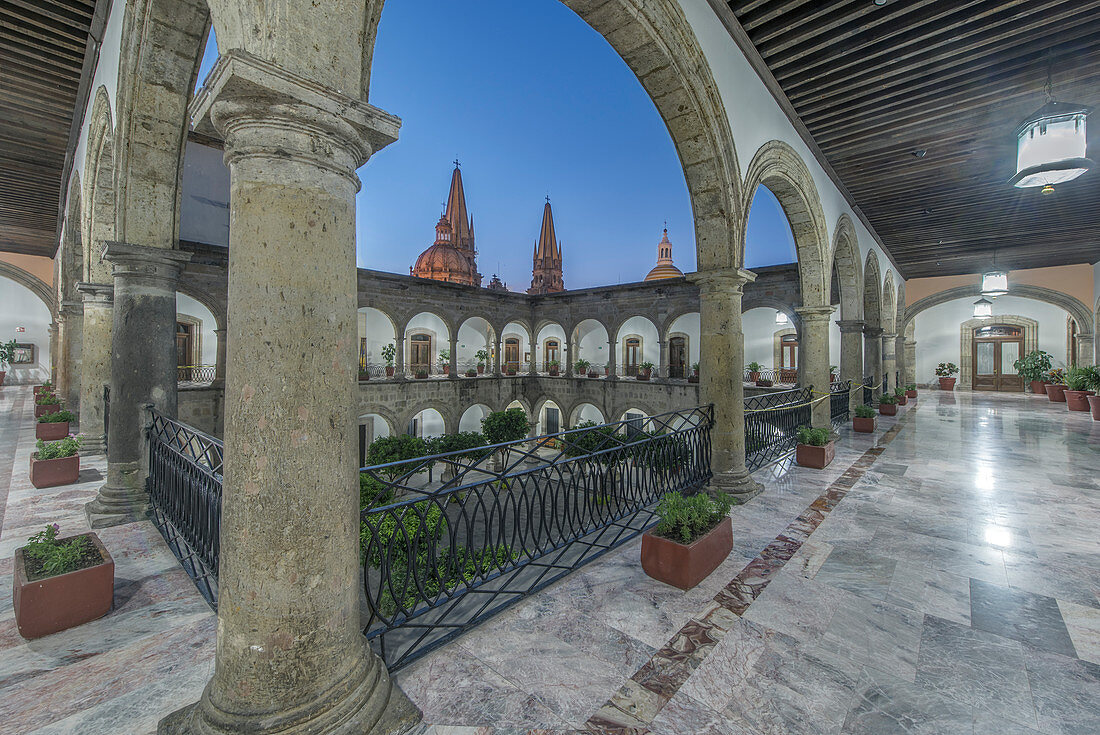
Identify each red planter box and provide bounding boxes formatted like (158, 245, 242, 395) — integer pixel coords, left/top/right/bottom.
(35, 421, 70, 441)
(748, 371, 760, 382)
(1088, 395, 1100, 421)
(905, 389, 917, 399)
(938, 377, 956, 390)
(14, 532, 113, 639)
(1045, 384, 1068, 403)
(587, 372, 600, 378)
(897, 395, 908, 406)
(29, 453, 79, 489)
(385, 366, 395, 377)
(796, 441, 835, 469)
(34, 403, 62, 418)
(853, 416, 876, 433)
(879, 403, 897, 416)
(641, 516, 732, 590)
(1030, 380, 1048, 395)
(1064, 390, 1094, 412)
(33, 385, 53, 397)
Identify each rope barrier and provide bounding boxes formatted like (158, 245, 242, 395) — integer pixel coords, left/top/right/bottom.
(744, 380, 883, 414)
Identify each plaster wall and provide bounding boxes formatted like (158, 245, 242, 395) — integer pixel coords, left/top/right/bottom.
(615, 316, 660, 369)
(0, 253, 55, 286)
(912, 295, 1072, 385)
(743, 307, 780, 368)
(176, 292, 217, 365)
(180, 140, 231, 247)
(457, 319, 493, 365)
(0, 277, 51, 384)
(575, 320, 610, 368)
(666, 312, 701, 367)
(359, 307, 398, 365)
(905, 264, 1094, 310)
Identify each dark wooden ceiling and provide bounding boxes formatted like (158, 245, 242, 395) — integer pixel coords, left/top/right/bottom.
(0, 0, 99, 258)
(724, 0, 1100, 279)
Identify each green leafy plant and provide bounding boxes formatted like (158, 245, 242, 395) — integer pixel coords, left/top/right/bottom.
(435, 431, 490, 461)
(877, 393, 898, 405)
(639, 361, 655, 371)
(905, 383, 916, 391)
(1084, 365, 1100, 392)
(465, 368, 477, 377)
(0, 339, 17, 369)
(362, 500, 447, 568)
(796, 425, 830, 446)
(35, 435, 82, 460)
(38, 379, 53, 390)
(481, 408, 529, 445)
(1046, 368, 1066, 385)
(894, 386, 905, 398)
(653, 491, 734, 545)
(35, 393, 60, 406)
(1013, 350, 1053, 382)
(574, 358, 590, 374)
(380, 343, 396, 366)
(561, 420, 621, 458)
(22, 524, 100, 580)
(830, 365, 838, 374)
(437, 349, 450, 365)
(692, 362, 700, 373)
(935, 362, 959, 377)
(359, 473, 395, 509)
(1064, 366, 1093, 391)
(854, 404, 876, 419)
(475, 349, 489, 366)
(747, 361, 762, 372)
(366, 434, 428, 480)
(415, 368, 428, 379)
(548, 359, 560, 369)
(38, 409, 76, 424)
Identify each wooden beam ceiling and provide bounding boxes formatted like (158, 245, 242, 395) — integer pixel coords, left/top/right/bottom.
(0, 0, 98, 258)
(724, 0, 1100, 279)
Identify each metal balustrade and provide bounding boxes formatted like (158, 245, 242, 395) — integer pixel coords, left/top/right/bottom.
(744, 387, 813, 471)
(743, 367, 798, 386)
(177, 365, 216, 383)
(831, 380, 851, 428)
(863, 375, 875, 406)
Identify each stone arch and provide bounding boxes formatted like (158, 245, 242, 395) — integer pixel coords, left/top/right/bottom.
(741, 141, 831, 306)
(903, 284, 1094, 335)
(882, 273, 897, 334)
(59, 173, 84, 304)
(828, 213, 862, 321)
(958, 315, 1039, 390)
(401, 402, 449, 437)
(863, 250, 883, 329)
(356, 405, 400, 436)
(82, 86, 115, 284)
(458, 403, 493, 433)
(0, 262, 57, 318)
(568, 401, 607, 428)
(176, 284, 225, 331)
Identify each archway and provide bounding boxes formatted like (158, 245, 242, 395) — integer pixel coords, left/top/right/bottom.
(534, 398, 563, 436)
(409, 407, 446, 438)
(404, 311, 450, 377)
(570, 402, 606, 427)
(572, 319, 610, 375)
(664, 312, 699, 379)
(0, 274, 53, 384)
(614, 316, 659, 378)
(534, 322, 567, 373)
(500, 321, 531, 375)
(457, 316, 495, 375)
(82, 86, 115, 285)
(358, 306, 399, 377)
(459, 404, 492, 433)
(357, 413, 393, 466)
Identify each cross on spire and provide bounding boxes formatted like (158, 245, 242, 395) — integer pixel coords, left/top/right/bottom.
(453, 158, 461, 168)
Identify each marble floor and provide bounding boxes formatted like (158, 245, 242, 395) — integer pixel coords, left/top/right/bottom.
(0, 385, 1097, 734)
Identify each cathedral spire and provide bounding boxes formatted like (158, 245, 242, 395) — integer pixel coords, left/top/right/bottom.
(528, 198, 565, 294)
(444, 161, 474, 253)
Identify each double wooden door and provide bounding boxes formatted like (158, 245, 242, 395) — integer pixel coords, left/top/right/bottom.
(972, 327, 1024, 392)
(668, 337, 686, 378)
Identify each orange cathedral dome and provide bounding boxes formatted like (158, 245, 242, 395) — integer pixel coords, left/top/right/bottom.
(644, 228, 684, 281)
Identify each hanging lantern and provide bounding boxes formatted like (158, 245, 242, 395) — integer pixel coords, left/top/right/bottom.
(1009, 100, 1092, 193)
(973, 297, 993, 320)
(775, 311, 789, 325)
(980, 271, 1009, 297)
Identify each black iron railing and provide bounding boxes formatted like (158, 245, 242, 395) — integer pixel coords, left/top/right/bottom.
(744, 367, 798, 385)
(177, 365, 216, 383)
(359, 405, 714, 669)
(744, 387, 813, 471)
(831, 380, 851, 428)
(863, 375, 876, 406)
(146, 409, 223, 608)
(357, 362, 391, 380)
(103, 384, 109, 451)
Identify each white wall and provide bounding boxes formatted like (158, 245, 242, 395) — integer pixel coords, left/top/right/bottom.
(176, 292, 217, 365)
(459, 404, 490, 433)
(572, 403, 606, 426)
(68, 1, 126, 190)
(912, 295, 1072, 384)
(830, 319, 841, 372)
(413, 408, 445, 437)
(667, 312, 701, 367)
(358, 307, 397, 365)
(0, 277, 51, 384)
(501, 321, 531, 366)
(615, 315, 660, 368)
(574, 319, 609, 368)
(457, 318, 493, 365)
(180, 141, 231, 246)
(743, 307, 781, 368)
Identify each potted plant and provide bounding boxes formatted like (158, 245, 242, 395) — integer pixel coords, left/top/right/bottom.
(935, 362, 959, 390)
(13, 523, 114, 639)
(747, 361, 762, 382)
(878, 393, 898, 416)
(1084, 366, 1100, 421)
(637, 361, 654, 381)
(640, 490, 734, 590)
(688, 362, 699, 384)
(34, 392, 62, 418)
(905, 383, 917, 399)
(438, 349, 450, 375)
(548, 359, 560, 376)
(1044, 368, 1067, 402)
(756, 378, 774, 387)
(381, 344, 396, 377)
(36, 409, 76, 441)
(1063, 366, 1094, 411)
(853, 404, 876, 433)
(465, 368, 477, 377)
(574, 358, 590, 377)
(830, 365, 839, 382)
(476, 349, 489, 375)
(0, 339, 16, 386)
(894, 386, 908, 406)
(1014, 350, 1054, 394)
(34, 379, 53, 397)
(414, 368, 429, 380)
(30, 435, 82, 489)
(795, 425, 835, 469)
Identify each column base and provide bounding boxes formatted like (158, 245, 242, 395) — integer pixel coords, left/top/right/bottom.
(158, 651, 423, 735)
(707, 469, 763, 501)
(80, 435, 107, 456)
(85, 461, 150, 528)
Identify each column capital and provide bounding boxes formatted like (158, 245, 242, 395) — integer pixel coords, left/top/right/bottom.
(1075, 332, 1094, 341)
(794, 304, 836, 321)
(77, 282, 113, 303)
(103, 242, 192, 284)
(863, 325, 884, 338)
(60, 299, 84, 318)
(213, 328, 226, 335)
(881, 332, 898, 340)
(836, 319, 865, 334)
(689, 267, 757, 295)
(191, 50, 400, 187)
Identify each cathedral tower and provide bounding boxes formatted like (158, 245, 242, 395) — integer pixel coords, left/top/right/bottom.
(528, 197, 565, 294)
(411, 163, 482, 286)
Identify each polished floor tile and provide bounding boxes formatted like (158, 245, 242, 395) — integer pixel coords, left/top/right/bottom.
(969, 579, 1078, 657)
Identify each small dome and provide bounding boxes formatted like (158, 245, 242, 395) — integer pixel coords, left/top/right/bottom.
(644, 263, 685, 281)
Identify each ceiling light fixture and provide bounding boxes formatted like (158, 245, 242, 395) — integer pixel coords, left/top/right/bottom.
(981, 250, 1009, 297)
(775, 312, 789, 325)
(973, 297, 993, 320)
(1010, 60, 1093, 193)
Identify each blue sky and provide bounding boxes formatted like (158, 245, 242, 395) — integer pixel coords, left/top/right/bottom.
(196, 0, 795, 289)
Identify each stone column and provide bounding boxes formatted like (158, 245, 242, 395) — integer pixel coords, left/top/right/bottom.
(87, 242, 191, 528)
(863, 326, 883, 396)
(57, 300, 84, 413)
(394, 325, 405, 379)
(493, 336, 502, 376)
(795, 306, 836, 429)
(894, 335, 907, 390)
(837, 320, 864, 410)
(448, 332, 458, 379)
(565, 342, 573, 378)
(904, 337, 917, 386)
(1075, 333, 1093, 367)
(48, 322, 57, 385)
(160, 51, 419, 735)
(658, 337, 667, 380)
(212, 328, 227, 389)
(528, 338, 537, 376)
(881, 333, 897, 395)
(77, 283, 113, 455)
(691, 268, 762, 499)
(606, 339, 617, 380)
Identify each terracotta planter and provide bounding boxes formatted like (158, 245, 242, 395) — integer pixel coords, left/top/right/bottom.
(14, 532, 114, 639)
(35, 421, 70, 441)
(853, 416, 876, 433)
(796, 441, 835, 469)
(549, 367, 560, 376)
(1088, 395, 1100, 421)
(938, 377, 957, 390)
(588, 371, 600, 378)
(756, 379, 773, 387)
(905, 389, 917, 399)
(29, 453, 79, 489)
(879, 403, 897, 416)
(414, 373, 428, 380)
(1045, 384, 1067, 402)
(506, 369, 517, 376)
(385, 366, 395, 377)
(442, 365, 450, 375)
(641, 516, 732, 590)
(0, 370, 5, 386)
(1064, 390, 1094, 412)
(359, 372, 370, 381)
(477, 365, 484, 375)
(688, 375, 699, 384)
(34, 403, 61, 418)
(1030, 380, 1048, 395)
(465, 370, 477, 377)
(748, 371, 760, 382)
(897, 395, 908, 406)
(637, 369, 652, 381)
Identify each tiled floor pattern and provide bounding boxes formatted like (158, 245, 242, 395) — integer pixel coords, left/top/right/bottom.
(1, 385, 1098, 735)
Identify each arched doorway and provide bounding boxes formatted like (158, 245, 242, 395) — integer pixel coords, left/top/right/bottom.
(972, 324, 1024, 392)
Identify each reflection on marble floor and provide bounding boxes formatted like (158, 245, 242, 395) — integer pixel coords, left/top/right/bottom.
(1, 386, 1098, 734)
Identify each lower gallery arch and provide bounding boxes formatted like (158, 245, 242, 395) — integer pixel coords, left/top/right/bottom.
(534, 398, 563, 436)
(569, 402, 606, 427)
(408, 407, 446, 438)
(458, 404, 491, 433)
(357, 413, 394, 466)
(0, 273, 53, 384)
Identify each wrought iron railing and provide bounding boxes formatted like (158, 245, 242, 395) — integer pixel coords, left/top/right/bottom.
(744, 367, 798, 385)
(146, 409, 223, 608)
(358, 405, 714, 669)
(103, 384, 109, 451)
(831, 380, 851, 428)
(357, 362, 391, 380)
(177, 365, 216, 383)
(863, 375, 875, 406)
(744, 387, 813, 471)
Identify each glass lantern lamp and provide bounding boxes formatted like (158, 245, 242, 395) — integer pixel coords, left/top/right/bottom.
(775, 311, 789, 325)
(980, 271, 1009, 297)
(1009, 100, 1093, 194)
(973, 297, 993, 320)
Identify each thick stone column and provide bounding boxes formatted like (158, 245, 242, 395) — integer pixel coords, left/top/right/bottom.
(87, 242, 191, 529)
(904, 337, 917, 386)
(160, 51, 419, 735)
(528, 339, 537, 376)
(659, 336, 667, 379)
(795, 306, 835, 429)
(692, 268, 761, 499)
(448, 332, 458, 379)
(493, 336, 502, 376)
(212, 328, 227, 389)
(565, 342, 573, 378)
(863, 326, 883, 396)
(57, 300, 84, 413)
(606, 339, 618, 380)
(881, 333, 898, 395)
(1075, 334, 1093, 367)
(77, 283, 113, 455)
(837, 320, 864, 410)
(894, 335, 907, 389)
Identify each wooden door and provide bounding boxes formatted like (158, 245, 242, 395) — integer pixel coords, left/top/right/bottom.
(410, 334, 431, 373)
(669, 337, 686, 378)
(972, 325, 1024, 392)
(780, 336, 799, 383)
(544, 339, 559, 368)
(625, 338, 641, 376)
(176, 323, 193, 380)
(504, 338, 520, 372)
